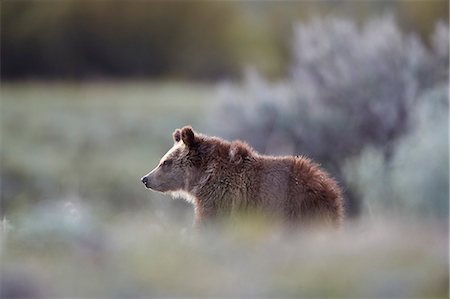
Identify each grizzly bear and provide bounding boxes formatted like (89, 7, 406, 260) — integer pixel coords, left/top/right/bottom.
(141, 126, 344, 228)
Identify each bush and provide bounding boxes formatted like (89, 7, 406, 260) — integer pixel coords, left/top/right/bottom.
(344, 84, 448, 219)
(212, 16, 448, 217)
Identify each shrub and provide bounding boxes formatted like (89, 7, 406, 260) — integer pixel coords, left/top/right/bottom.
(212, 16, 448, 217)
(343, 84, 448, 218)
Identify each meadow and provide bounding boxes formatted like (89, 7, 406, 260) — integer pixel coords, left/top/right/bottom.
(1, 82, 213, 218)
(1, 82, 448, 298)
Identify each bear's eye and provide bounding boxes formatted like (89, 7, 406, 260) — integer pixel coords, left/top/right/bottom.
(162, 159, 172, 167)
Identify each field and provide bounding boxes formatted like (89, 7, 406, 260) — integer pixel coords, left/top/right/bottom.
(1, 82, 214, 219)
(1, 83, 448, 298)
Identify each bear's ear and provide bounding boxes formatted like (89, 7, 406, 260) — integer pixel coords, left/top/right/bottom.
(181, 126, 197, 147)
(230, 141, 249, 164)
(173, 129, 181, 143)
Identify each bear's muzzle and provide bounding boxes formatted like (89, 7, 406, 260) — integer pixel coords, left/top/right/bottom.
(141, 175, 151, 189)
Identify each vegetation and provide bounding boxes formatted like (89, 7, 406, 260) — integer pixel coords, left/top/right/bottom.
(1, 7, 448, 298)
(212, 16, 448, 217)
(2, 209, 448, 298)
(1, 82, 213, 218)
(2, 1, 448, 80)
(1, 80, 448, 298)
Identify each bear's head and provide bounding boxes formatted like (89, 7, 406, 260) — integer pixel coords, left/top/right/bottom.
(140, 126, 205, 195)
(141, 126, 252, 202)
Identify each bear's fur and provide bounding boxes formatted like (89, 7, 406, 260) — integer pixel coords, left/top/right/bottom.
(141, 126, 344, 228)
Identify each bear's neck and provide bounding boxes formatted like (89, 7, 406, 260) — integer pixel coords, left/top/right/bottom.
(168, 190, 196, 204)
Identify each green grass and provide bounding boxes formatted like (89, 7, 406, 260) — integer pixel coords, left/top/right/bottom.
(2, 212, 448, 298)
(1, 81, 214, 216)
(1, 82, 448, 298)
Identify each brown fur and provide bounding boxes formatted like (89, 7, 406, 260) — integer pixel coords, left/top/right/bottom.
(141, 126, 344, 228)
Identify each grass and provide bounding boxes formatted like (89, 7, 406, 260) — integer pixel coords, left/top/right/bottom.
(2, 211, 448, 298)
(1, 81, 214, 216)
(1, 82, 448, 298)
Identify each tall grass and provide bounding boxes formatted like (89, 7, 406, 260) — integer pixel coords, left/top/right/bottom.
(2, 208, 448, 298)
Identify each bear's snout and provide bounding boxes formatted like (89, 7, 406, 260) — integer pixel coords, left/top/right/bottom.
(141, 175, 150, 188)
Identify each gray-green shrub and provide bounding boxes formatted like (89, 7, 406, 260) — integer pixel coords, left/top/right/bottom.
(212, 16, 448, 217)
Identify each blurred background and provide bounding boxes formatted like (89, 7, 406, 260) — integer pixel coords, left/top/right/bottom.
(1, 1, 449, 298)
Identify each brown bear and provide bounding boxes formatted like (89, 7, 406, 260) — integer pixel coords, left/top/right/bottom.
(141, 126, 344, 228)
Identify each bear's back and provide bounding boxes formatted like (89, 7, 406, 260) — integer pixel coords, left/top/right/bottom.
(250, 155, 344, 226)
